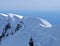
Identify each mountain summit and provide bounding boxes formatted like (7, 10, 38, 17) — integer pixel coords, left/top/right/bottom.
(0, 13, 60, 46)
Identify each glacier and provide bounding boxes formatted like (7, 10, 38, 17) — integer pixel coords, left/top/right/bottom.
(0, 13, 60, 46)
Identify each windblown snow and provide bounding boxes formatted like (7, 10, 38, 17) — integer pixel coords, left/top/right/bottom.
(0, 13, 60, 46)
(0, 13, 8, 17)
(39, 18, 52, 28)
(9, 13, 24, 19)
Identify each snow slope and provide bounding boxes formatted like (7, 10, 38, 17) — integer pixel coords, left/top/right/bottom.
(0, 13, 60, 46)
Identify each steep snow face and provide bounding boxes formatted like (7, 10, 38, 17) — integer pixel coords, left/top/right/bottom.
(0, 13, 60, 46)
(0, 13, 8, 35)
(0, 13, 24, 44)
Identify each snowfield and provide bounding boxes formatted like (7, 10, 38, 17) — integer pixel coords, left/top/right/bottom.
(0, 13, 60, 46)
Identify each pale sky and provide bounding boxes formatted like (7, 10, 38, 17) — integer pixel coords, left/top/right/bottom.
(0, 0, 60, 10)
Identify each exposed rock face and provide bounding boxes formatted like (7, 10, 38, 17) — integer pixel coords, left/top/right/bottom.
(29, 37, 34, 46)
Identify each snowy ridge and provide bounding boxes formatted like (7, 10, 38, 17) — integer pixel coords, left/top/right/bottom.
(0, 13, 60, 46)
(0, 13, 24, 43)
(0, 13, 8, 17)
(9, 13, 24, 19)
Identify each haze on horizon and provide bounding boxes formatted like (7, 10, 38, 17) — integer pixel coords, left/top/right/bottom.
(0, 0, 60, 10)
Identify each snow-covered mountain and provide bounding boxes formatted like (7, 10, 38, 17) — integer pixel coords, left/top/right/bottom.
(0, 13, 60, 46)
